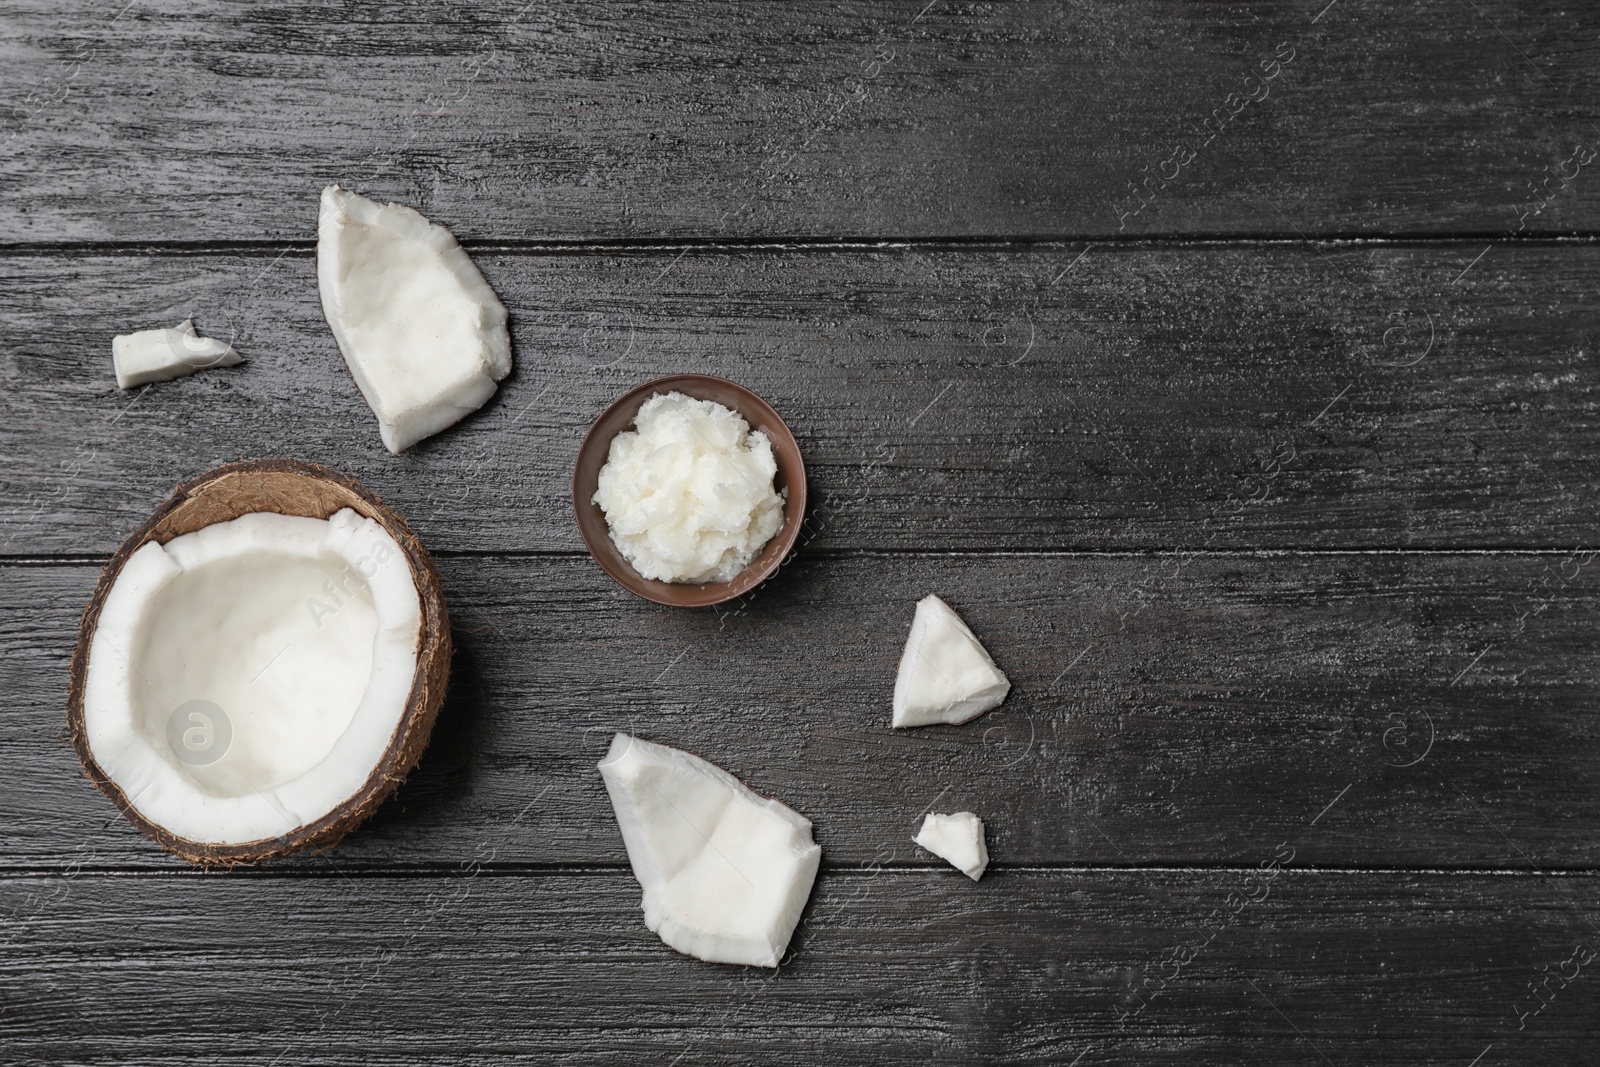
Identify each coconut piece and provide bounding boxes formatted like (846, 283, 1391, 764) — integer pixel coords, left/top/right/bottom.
(316, 185, 512, 453)
(891, 594, 1011, 728)
(67, 460, 451, 865)
(598, 733, 821, 967)
(112, 319, 242, 389)
(914, 812, 988, 881)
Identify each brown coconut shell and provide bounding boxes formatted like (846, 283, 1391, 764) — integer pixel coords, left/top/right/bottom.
(66, 459, 452, 866)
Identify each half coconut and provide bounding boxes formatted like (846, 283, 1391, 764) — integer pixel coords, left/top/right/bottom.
(67, 460, 451, 864)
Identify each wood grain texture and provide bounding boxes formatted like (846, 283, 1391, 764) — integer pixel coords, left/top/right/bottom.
(2, 867, 1595, 1064)
(7, 550, 1597, 870)
(4, 1, 1600, 242)
(9, 3, 1600, 1062)
(3, 242, 1598, 556)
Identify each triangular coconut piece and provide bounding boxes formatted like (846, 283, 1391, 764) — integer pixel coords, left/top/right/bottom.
(316, 185, 512, 453)
(914, 811, 989, 881)
(597, 733, 821, 967)
(892, 594, 1011, 727)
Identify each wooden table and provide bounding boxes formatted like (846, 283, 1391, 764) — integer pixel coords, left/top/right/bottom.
(5, 2, 1599, 1062)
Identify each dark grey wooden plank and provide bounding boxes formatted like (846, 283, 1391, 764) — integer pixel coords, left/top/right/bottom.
(3, 242, 1598, 556)
(4, 1, 1600, 242)
(2, 867, 1595, 1064)
(7, 549, 1598, 869)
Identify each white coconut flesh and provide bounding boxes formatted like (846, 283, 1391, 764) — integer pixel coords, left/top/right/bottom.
(80, 509, 421, 846)
(112, 319, 242, 389)
(598, 733, 822, 967)
(891, 594, 1011, 728)
(316, 185, 512, 453)
(914, 812, 989, 881)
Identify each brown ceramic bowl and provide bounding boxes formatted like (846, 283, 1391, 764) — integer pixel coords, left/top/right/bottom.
(573, 374, 808, 607)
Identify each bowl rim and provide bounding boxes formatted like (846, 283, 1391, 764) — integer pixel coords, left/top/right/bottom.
(571, 374, 808, 607)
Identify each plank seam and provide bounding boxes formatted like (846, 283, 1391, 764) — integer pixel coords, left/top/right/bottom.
(3, 864, 1598, 879)
(4, 233, 1600, 257)
(4, 547, 1598, 567)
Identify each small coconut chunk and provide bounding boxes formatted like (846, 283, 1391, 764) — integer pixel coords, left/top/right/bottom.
(915, 812, 989, 881)
(892, 594, 1011, 728)
(598, 733, 821, 967)
(112, 319, 242, 389)
(316, 185, 512, 453)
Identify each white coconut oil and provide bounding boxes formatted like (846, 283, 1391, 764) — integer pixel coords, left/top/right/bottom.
(593, 392, 785, 584)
